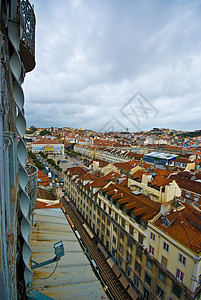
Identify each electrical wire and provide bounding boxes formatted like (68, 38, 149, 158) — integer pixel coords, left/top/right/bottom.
(32, 259, 59, 280)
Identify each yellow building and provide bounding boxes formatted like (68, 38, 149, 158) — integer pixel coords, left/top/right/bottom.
(64, 166, 200, 299)
(148, 201, 201, 299)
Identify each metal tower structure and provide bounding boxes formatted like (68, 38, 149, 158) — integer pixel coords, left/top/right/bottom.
(0, 0, 36, 298)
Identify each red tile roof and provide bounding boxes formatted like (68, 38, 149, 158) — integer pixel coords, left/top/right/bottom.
(102, 183, 160, 223)
(169, 174, 201, 195)
(32, 139, 62, 144)
(132, 170, 149, 181)
(151, 176, 172, 188)
(153, 202, 201, 254)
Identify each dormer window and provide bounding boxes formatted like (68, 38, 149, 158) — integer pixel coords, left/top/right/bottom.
(161, 217, 170, 227)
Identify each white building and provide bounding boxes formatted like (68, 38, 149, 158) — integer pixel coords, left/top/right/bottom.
(32, 139, 64, 155)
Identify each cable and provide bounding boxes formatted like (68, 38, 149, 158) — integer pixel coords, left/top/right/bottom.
(32, 259, 59, 280)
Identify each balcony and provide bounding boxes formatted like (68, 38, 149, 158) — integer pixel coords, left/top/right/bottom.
(20, 0, 36, 72)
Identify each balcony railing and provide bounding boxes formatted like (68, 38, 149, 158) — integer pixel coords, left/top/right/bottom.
(20, 0, 36, 72)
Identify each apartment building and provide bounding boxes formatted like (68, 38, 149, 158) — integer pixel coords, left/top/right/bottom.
(169, 171, 201, 207)
(64, 166, 200, 299)
(74, 144, 136, 163)
(128, 170, 181, 203)
(148, 202, 201, 299)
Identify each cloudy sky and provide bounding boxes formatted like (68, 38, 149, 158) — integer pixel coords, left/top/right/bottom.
(23, 0, 201, 132)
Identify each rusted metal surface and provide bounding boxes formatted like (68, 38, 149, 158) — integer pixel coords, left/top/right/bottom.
(30, 208, 108, 299)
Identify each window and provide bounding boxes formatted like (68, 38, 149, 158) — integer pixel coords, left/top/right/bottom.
(112, 247, 116, 257)
(109, 208, 111, 215)
(104, 203, 106, 210)
(102, 213, 105, 221)
(127, 239, 132, 250)
(158, 270, 166, 283)
(113, 224, 117, 232)
(146, 259, 153, 271)
(107, 229, 110, 237)
(126, 251, 132, 263)
(93, 214, 96, 220)
(113, 236, 116, 244)
(120, 232, 124, 241)
(161, 217, 170, 227)
(161, 256, 168, 268)
(119, 243, 123, 254)
(97, 209, 100, 216)
(150, 232, 155, 241)
(194, 195, 199, 201)
(129, 225, 134, 236)
(163, 241, 169, 252)
(156, 285, 164, 299)
(135, 260, 141, 276)
(145, 272, 151, 286)
(143, 287, 150, 299)
(178, 253, 186, 266)
(101, 234, 104, 243)
(97, 228, 99, 237)
(139, 233, 144, 245)
(120, 217, 125, 228)
(172, 284, 181, 298)
(176, 269, 184, 282)
(134, 274, 139, 289)
(115, 212, 118, 221)
(107, 219, 110, 226)
(185, 192, 190, 198)
(118, 255, 122, 267)
(101, 223, 105, 231)
(136, 247, 142, 260)
(97, 218, 100, 225)
(126, 265, 130, 277)
(149, 245, 154, 256)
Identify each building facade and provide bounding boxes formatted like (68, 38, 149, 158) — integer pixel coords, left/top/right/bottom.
(64, 166, 201, 299)
(31, 139, 64, 155)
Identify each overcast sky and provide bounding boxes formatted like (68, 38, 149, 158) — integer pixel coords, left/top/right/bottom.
(23, 0, 201, 132)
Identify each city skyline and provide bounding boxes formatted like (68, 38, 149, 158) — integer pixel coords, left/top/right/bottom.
(24, 0, 201, 131)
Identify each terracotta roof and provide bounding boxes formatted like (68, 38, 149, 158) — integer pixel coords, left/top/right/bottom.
(170, 174, 201, 195)
(32, 139, 62, 145)
(36, 200, 62, 209)
(125, 152, 144, 159)
(93, 159, 109, 168)
(37, 170, 50, 186)
(132, 170, 149, 181)
(174, 157, 192, 164)
(64, 166, 87, 177)
(91, 178, 108, 188)
(105, 172, 121, 180)
(103, 183, 160, 222)
(151, 176, 172, 188)
(153, 202, 201, 254)
(114, 162, 137, 171)
(118, 178, 128, 187)
(154, 168, 172, 177)
(81, 173, 97, 180)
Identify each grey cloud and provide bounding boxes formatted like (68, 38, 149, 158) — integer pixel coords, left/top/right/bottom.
(24, 0, 201, 131)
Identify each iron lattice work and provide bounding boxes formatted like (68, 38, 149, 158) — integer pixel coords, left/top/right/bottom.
(26, 165, 38, 213)
(20, 0, 36, 56)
